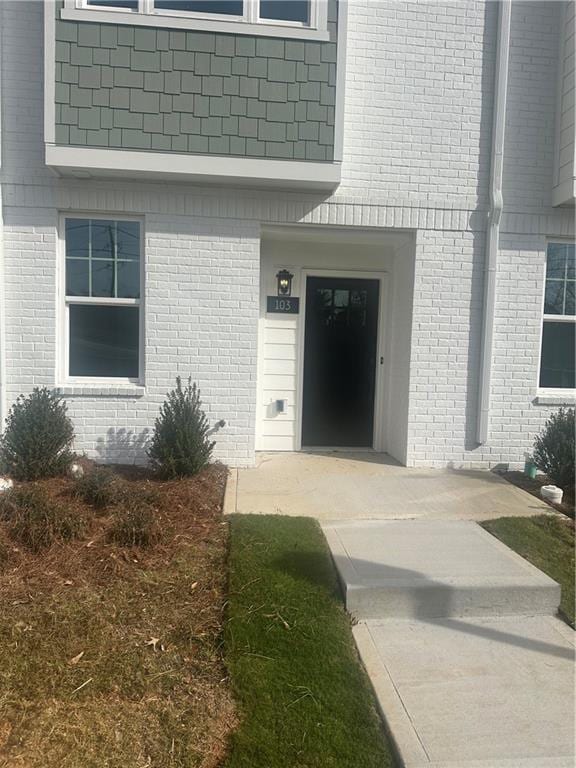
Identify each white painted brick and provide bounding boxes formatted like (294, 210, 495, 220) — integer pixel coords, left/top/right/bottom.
(0, 0, 574, 469)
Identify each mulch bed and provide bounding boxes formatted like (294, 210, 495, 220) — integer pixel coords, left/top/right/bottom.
(495, 470, 575, 520)
(0, 461, 237, 768)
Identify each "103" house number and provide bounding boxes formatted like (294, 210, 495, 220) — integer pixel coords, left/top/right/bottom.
(266, 296, 300, 314)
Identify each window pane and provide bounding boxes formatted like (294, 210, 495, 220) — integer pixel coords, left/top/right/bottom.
(259, 0, 309, 23)
(565, 281, 575, 316)
(154, 0, 243, 14)
(546, 243, 567, 279)
(539, 321, 575, 389)
(334, 289, 349, 308)
(92, 260, 115, 298)
(92, 220, 116, 260)
(117, 221, 140, 261)
(66, 259, 89, 297)
(567, 244, 576, 280)
(65, 219, 90, 259)
(69, 305, 139, 378)
(544, 280, 565, 314)
(117, 261, 140, 299)
(87, 0, 138, 8)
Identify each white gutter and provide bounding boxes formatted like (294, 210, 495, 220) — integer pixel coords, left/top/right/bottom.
(476, 0, 512, 445)
(0, 0, 6, 431)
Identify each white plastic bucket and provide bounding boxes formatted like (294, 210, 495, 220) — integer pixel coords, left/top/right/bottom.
(0, 477, 14, 493)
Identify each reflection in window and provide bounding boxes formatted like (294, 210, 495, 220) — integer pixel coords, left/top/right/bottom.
(540, 242, 575, 390)
(66, 219, 140, 300)
(314, 288, 368, 329)
(539, 322, 575, 389)
(64, 218, 142, 380)
(154, 0, 243, 14)
(87, 0, 138, 8)
(69, 305, 140, 378)
(259, 0, 310, 23)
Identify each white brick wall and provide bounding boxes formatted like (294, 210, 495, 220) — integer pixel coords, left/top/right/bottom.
(0, 0, 574, 468)
(554, 1, 575, 199)
(502, 0, 562, 211)
(341, 0, 496, 207)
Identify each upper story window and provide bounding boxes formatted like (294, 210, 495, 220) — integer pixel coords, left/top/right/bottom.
(539, 242, 575, 391)
(63, 217, 143, 382)
(66, 0, 329, 40)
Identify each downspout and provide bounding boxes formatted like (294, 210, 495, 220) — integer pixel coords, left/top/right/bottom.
(0, 0, 6, 431)
(476, 0, 512, 445)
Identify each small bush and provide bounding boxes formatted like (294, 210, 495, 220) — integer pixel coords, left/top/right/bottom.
(147, 377, 215, 479)
(1, 486, 84, 552)
(0, 388, 74, 481)
(533, 408, 575, 495)
(73, 466, 120, 510)
(108, 500, 159, 548)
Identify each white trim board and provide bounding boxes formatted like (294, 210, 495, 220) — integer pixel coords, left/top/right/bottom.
(46, 145, 341, 191)
(44, 0, 56, 146)
(333, 0, 348, 163)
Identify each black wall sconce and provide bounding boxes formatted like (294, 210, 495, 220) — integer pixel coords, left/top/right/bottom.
(276, 269, 293, 297)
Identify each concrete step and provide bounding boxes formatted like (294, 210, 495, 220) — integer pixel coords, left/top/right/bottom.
(322, 520, 561, 620)
(354, 615, 575, 767)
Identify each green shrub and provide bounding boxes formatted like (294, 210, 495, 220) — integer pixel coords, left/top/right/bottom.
(73, 466, 120, 510)
(108, 500, 159, 548)
(0, 388, 74, 480)
(533, 408, 575, 496)
(147, 377, 215, 479)
(1, 486, 84, 552)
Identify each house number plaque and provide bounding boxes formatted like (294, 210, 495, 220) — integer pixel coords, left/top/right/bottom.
(266, 296, 300, 314)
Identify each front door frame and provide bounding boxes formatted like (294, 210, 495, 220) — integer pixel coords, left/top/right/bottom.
(295, 269, 388, 452)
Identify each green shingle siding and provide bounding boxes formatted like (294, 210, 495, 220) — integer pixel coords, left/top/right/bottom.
(54, 0, 337, 162)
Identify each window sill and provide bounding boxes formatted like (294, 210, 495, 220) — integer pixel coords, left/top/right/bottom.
(60, 8, 330, 41)
(534, 392, 576, 406)
(57, 385, 146, 398)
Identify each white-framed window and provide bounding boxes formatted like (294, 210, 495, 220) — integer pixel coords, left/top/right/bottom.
(62, 0, 329, 40)
(60, 215, 144, 384)
(539, 241, 575, 391)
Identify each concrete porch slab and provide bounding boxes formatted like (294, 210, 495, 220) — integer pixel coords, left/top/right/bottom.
(231, 452, 550, 520)
(323, 520, 561, 619)
(355, 616, 575, 768)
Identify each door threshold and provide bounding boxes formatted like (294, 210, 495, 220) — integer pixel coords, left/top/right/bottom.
(301, 446, 377, 452)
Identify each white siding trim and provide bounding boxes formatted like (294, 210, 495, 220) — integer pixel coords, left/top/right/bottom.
(44, 0, 56, 145)
(333, 0, 348, 163)
(45, 145, 341, 190)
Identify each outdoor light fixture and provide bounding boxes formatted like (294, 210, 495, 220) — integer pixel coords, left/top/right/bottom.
(276, 269, 293, 297)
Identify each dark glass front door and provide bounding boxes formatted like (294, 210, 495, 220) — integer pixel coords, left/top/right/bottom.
(302, 276, 380, 447)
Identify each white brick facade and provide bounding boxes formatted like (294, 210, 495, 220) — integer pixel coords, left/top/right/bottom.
(0, 0, 574, 468)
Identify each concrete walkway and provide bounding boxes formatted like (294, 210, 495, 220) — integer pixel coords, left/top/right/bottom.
(228, 452, 574, 765)
(228, 451, 550, 520)
(324, 519, 575, 768)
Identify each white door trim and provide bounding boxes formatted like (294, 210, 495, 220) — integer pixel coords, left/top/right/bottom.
(295, 269, 388, 452)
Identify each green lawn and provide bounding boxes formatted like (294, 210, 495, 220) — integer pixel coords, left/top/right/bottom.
(481, 515, 575, 626)
(224, 515, 396, 768)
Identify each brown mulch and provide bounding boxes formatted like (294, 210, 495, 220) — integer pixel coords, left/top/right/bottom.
(0, 462, 237, 768)
(0, 462, 229, 594)
(495, 469, 575, 520)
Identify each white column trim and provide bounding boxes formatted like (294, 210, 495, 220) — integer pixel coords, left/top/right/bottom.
(44, 0, 56, 145)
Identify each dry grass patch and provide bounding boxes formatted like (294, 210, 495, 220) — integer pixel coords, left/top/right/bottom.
(0, 463, 236, 768)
